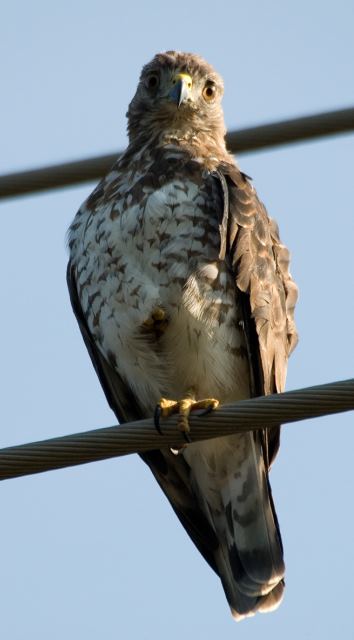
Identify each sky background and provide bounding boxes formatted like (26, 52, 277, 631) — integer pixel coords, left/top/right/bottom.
(1, 1, 354, 638)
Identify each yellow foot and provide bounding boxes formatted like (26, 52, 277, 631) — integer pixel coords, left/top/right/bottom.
(142, 307, 168, 338)
(154, 395, 219, 444)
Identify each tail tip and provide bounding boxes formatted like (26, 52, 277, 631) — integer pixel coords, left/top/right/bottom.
(229, 580, 285, 621)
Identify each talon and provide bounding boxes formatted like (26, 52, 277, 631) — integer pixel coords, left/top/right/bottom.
(155, 394, 219, 443)
(198, 399, 219, 416)
(154, 404, 163, 434)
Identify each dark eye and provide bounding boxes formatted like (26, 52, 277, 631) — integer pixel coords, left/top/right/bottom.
(146, 73, 159, 90)
(202, 82, 217, 102)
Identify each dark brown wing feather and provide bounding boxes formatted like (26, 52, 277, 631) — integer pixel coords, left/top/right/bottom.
(216, 162, 298, 466)
(67, 262, 219, 574)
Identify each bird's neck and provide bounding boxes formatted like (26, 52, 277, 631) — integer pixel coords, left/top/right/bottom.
(126, 126, 233, 169)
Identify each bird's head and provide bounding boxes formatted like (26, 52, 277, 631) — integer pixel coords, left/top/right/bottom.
(127, 51, 227, 156)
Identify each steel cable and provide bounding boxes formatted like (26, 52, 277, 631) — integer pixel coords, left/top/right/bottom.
(0, 378, 353, 481)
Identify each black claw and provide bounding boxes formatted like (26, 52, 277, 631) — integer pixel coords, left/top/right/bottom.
(199, 405, 214, 417)
(154, 405, 163, 435)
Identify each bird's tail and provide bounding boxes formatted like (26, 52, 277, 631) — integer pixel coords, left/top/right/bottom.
(184, 431, 285, 619)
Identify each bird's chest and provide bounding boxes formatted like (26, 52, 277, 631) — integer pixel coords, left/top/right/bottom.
(76, 179, 248, 406)
(114, 179, 235, 321)
(78, 178, 240, 336)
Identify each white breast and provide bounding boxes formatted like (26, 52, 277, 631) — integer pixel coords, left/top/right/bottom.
(72, 178, 250, 413)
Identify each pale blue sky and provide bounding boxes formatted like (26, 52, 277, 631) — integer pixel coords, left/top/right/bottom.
(1, 1, 354, 638)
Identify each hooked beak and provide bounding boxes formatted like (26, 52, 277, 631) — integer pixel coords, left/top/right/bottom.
(169, 73, 193, 108)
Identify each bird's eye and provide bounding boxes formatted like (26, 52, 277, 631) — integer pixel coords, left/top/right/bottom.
(202, 82, 217, 102)
(146, 74, 160, 90)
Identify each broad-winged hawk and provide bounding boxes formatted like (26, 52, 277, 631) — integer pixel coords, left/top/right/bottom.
(67, 51, 298, 619)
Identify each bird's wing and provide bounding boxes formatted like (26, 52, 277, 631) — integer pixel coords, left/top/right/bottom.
(216, 162, 298, 466)
(67, 261, 220, 574)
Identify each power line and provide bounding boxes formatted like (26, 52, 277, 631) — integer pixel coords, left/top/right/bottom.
(1, 106, 354, 200)
(0, 378, 353, 481)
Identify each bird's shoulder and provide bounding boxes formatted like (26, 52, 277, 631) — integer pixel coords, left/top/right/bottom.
(215, 161, 298, 394)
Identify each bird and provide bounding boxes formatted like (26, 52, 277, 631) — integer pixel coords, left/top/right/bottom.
(67, 50, 298, 620)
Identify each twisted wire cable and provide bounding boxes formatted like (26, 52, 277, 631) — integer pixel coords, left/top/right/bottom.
(1, 107, 353, 199)
(1, 378, 353, 481)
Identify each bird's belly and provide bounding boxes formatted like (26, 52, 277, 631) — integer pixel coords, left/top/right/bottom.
(84, 247, 250, 414)
(158, 263, 251, 406)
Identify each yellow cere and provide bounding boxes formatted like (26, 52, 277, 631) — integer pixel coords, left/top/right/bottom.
(172, 73, 193, 89)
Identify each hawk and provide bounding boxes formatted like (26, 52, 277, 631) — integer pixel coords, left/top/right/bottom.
(67, 51, 298, 619)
